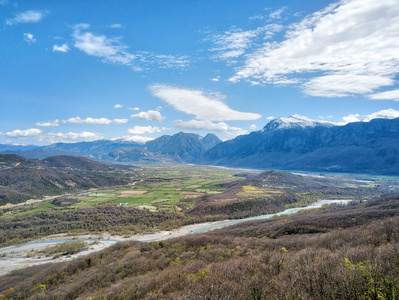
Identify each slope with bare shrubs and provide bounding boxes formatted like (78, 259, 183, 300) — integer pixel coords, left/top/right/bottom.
(1, 196, 398, 299)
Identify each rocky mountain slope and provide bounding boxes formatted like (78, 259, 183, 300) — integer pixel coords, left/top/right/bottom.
(145, 132, 221, 162)
(201, 117, 399, 175)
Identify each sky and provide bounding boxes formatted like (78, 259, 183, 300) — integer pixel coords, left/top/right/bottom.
(1, 0, 399, 145)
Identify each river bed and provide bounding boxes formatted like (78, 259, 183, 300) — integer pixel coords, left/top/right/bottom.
(0, 199, 354, 276)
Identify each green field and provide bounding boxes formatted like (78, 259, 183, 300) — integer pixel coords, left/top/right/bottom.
(2, 164, 244, 217)
(1, 164, 399, 247)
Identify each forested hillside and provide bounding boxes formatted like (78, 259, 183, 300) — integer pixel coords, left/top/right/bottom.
(1, 196, 398, 299)
(0, 155, 131, 205)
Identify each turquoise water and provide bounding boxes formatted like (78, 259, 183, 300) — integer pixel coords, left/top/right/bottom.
(0, 200, 352, 255)
(188, 202, 342, 235)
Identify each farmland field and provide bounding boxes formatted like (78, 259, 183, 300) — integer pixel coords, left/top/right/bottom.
(0, 164, 397, 247)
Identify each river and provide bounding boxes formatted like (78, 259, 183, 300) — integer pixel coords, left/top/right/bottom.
(0, 199, 354, 276)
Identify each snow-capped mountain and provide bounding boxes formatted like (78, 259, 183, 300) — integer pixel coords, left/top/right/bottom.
(202, 117, 399, 175)
(262, 114, 336, 132)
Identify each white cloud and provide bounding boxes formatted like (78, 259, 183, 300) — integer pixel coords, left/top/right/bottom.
(72, 24, 189, 70)
(230, 0, 399, 98)
(208, 24, 282, 62)
(266, 116, 275, 120)
(114, 104, 123, 108)
(53, 44, 69, 52)
(128, 126, 161, 134)
(2, 128, 42, 138)
(269, 8, 286, 20)
(150, 84, 262, 121)
(249, 124, 257, 130)
(6, 10, 46, 25)
(368, 89, 399, 101)
(63, 117, 112, 125)
(249, 14, 266, 21)
(72, 25, 136, 66)
(224, 127, 248, 140)
(362, 109, 399, 122)
(114, 135, 154, 143)
(152, 54, 190, 69)
(113, 118, 128, 124)
(132, 66, 144, 72)
(304, 75, 393, 98)
(44, 132, 103, 143)
(1, 128, 103, 143)
(211, 76, 220, 82)
(74, 23, 90, 30)
(131, 110, 165, 122)
(127, 107, 140, 111)
(337, 109, 399, 124)
(342, 114, 360, 123)
(110, 24, 122, 28)
(174, 120, 229, 132)
(172, 119, 249, 138)
(23, 33, 36, 44)
(35, 120, 59, 127)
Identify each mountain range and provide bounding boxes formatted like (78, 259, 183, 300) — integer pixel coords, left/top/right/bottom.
(0, 133, 222, 163)
(201, 116, 399, 175)
(1, 116, 399, 175)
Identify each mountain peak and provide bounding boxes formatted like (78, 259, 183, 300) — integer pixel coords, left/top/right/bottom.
(263, 114, 335, 132)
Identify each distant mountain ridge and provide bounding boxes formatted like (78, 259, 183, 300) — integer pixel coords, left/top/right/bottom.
(2, 116, 399, 174)
(1, 133, 222, 164)
(201, 117, 399, 175)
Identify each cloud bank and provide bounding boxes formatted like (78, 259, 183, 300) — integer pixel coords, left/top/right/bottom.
(23, 33, 36, 44)
(229, 0, 399, 99)
(6, 10, 46, 25)
(62, 117, 112, 125)
(150, 84, 261, 121)
(1, 129, 102, 143)
(72, 24, 189, 70)
(131, 110, 165, 122)
(35, 120, 59, 127)
(53, 44, 69, 53)
(128, 126, 161, 134)
(174, 120, 229, 132)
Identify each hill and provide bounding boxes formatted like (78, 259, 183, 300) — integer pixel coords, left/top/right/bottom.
(0, 154, 38, 169)
(0, 154, 130, 205)
(188, 169, 384, 219)
(201, 117, 399, 175)
(39, 155, 110, 171)
(1, 195, 398, 299)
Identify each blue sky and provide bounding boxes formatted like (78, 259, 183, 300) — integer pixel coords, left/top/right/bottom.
(1, 0, 399, 145)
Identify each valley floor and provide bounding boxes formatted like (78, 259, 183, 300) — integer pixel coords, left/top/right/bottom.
(0, 199, 353, 276)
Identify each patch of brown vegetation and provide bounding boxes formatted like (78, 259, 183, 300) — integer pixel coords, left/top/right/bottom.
(118, 190, 147, 198)
(181, 192, 204, 195)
